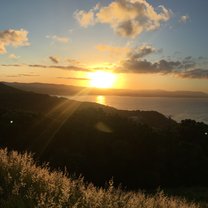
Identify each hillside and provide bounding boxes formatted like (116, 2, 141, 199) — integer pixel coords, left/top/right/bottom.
(0, 83, 208, 190)
(4, 82, 208, 98)
(0, 83, 25, 94)
(0, 82, 175, 128)
(0, 148, 200, 208)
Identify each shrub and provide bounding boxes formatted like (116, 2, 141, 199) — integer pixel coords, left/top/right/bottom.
(0, 148, 199, 208)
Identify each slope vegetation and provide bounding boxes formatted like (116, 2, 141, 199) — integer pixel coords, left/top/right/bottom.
(0, 148, 199, 208)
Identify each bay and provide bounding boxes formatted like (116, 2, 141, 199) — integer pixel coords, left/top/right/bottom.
(64, 95, 208, 124)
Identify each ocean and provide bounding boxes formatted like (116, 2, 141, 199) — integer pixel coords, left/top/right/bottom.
(64, 95, 208, 124)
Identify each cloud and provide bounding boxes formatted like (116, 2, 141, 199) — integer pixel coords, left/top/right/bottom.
(95, 43, 158, 60)
(179, 69, 208, 79)
(119, 59, 182, 74)
(66, 58, 81, 65)
(128, 44, 158, 59)
(116, 45, 208, 79)
(8, 53, 20, 59)
(74, 4, 100, 27)
(46, 35, 69, 43)
(57, 76, 90, 80)
(28, 64, 90, 72)
(49, 57, 82, 65)
(49, 56, 59, 64)
(96, 44, 130, 57)
(1, 64, 22, 67)
(6, 74, 40, 78)
(6, 75, 20, 78)
(180, 15, 190, 23)
(1, 61, 90, 72)
(75, 0, 172, 38)
(18, 74, 40, 77)
(119, 46, 196, 74)
(181, 56, 196, 69)
(119, 57, 208, 79)
(198, 56, 206, 60)
(74, 10, 95, 27)
(0, 29, 29, 54)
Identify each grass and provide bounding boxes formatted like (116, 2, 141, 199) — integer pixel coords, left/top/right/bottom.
(0, 148, 203, 208)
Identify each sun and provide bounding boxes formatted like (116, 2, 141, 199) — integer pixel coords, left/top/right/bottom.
(89, 71, 116, 89)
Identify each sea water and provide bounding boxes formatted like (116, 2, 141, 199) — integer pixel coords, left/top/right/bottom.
(64, 95, 208, 124)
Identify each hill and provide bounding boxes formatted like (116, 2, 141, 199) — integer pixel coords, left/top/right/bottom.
(0, 83, 208, 190)
(4, 82, 208, 97)
(0, 82, 175, 128)
(0, 82, 25, 94)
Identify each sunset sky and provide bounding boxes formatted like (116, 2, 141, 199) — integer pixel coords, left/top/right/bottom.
(0, 0, 208, 92)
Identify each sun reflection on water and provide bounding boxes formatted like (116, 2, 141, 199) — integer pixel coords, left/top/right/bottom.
(96, 95, 106, 105)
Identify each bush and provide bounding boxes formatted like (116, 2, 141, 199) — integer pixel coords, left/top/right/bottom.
(0, 148, 199, 208)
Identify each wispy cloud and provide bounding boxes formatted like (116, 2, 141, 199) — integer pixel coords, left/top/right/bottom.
(180, 15, 190, 23)
(46, 35, 69, 43)
(2, 44, 208, 80)
(57, 76, 90, 80)
(75, 0, 172, 38)
(1, 63, 88, 72)
(0, 29, 29, 54)
(28, 64, 90, 72)
(6, 75, 20, 78)
(8, 53, 20, 59)
(66, 58, 81, 65)
(18, 74, 40, 77)
(7, 73, 40, 78)
(179, 69, 208, 79)
(1, 64, 22, 67)
(49, 56, 59, 64)
(96, 44, 130, 58)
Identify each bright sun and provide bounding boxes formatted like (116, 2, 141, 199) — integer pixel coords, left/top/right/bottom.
(89, 71, 116, 88)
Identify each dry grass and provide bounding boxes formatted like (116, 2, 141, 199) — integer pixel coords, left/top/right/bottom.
(0, 148, 201, 208)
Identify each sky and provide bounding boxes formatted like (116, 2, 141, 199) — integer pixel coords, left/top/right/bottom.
(0, 0, 208, 92)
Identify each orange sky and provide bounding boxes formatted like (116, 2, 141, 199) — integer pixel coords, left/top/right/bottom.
(0, 0, 208, 92)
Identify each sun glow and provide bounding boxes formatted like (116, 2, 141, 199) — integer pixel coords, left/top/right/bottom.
(89, 71, 116, 88)
(96, 95, 106, 105)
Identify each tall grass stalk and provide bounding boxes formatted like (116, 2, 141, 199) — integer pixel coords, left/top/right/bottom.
(0, 148, 200, 208)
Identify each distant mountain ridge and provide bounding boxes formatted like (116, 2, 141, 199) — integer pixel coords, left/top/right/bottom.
(3, 82, 208, 98)
(0, 82, 25, 94)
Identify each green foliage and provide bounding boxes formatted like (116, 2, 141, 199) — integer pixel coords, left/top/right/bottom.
(0, 148, 200, 208)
